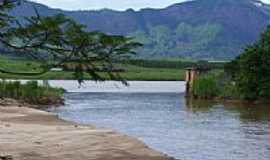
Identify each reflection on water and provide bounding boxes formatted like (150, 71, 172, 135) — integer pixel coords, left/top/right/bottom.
(49, 89, 270, 160)
(185, 98, 216, 113)
(186, 99, 270, 160)
(224, 102, 270, 122)
(187, 99, 270, 122)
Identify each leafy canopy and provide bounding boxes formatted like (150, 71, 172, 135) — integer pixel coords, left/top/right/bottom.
(0, 0, 142, 84)
(226, 26, 270, 99)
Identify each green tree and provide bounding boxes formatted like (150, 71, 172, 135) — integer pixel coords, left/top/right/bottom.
(226, 26, 270, 99)
(0, 0, 141, 83)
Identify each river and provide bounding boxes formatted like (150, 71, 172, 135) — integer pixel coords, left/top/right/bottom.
(47, 81, 270, 160)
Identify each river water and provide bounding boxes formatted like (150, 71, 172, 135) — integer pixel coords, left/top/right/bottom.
(48, 81, 270, 160)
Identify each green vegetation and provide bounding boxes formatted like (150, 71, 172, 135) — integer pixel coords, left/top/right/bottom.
(191, 72, 241, 100)
(0, 57, 186, 81)
(192, 75, 219, 99)
(0, 80, 64, 105)
(131, 23, 225, 59)
(0, 56, 227, 81)
(11, 0, 270, 60)
(0, 56, 42, 73)
(0, 1, 141, 84)
(118, 65, 184, 81)
(0, 1, 140, 107)
(225, 26, 270, 100)
(191, 26, 270, 101)
(120, 59, 225, 69)
(0, 67, 185, 81)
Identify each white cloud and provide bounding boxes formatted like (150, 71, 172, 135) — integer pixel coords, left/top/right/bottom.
(30, 0, 270, 11)
(261, 0, 270, 4)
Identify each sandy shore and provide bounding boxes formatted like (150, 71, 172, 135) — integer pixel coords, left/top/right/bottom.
(0, 105, 170, 160)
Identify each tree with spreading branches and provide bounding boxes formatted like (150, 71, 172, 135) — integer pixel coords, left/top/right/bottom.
(0, 0, 142, 84)
(226, 26, 270, 100)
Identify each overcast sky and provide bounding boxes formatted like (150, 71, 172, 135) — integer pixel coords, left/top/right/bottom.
(30, 0, 270, 11)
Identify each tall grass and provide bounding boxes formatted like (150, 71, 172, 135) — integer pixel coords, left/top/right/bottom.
(191, 72, 242, 100)
(192, 75, 219, 99)
(0, 80, 64, 105)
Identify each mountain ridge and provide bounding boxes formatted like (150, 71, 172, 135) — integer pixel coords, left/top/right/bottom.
(9, 0, 270, 60)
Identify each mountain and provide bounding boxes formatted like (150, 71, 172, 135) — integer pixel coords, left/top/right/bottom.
(9, 0, 270, 60)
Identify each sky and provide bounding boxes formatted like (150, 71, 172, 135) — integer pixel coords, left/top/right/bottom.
(30, 0, 270, 11)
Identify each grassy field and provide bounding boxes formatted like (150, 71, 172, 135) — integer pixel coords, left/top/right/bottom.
(0, 56, 186, 81)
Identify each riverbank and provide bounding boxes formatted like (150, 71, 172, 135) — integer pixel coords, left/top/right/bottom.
(0, 81, 65, 106)
(0, 102, 170, 160)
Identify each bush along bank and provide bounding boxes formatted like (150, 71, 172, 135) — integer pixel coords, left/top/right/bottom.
(191, 75, 219, 99)
(0, 80, 65, 105)
(190, 71, 243, 101)
(191, 26, 270, 102)
(189, 71, 270, 103)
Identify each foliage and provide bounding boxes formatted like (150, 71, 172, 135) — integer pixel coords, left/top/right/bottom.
(219, 82, 241, 99)
(120, 59, 225, 69)
(8, 0, 270, 60)
(192, 75, 219, 99)
(0, 80, 64, 105)
(226, 26, 270, 100)
(0, 56, 187, 81)
(0, 56, 226, 81)
(190, 71, 242, 100)
(131, 23, 222, 59)
(0, 0, 141, 84)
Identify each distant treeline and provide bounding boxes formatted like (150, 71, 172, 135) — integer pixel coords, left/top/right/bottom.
(119, 59, 226, 69)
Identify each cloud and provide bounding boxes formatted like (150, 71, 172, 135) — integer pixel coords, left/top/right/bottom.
(30, 0, 270, 11)
(261, 0, 270, 4)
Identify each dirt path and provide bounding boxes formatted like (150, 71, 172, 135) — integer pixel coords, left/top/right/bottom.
(0, 106, 169, 160)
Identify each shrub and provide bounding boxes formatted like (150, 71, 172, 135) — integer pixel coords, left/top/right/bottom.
(0, 80, 64, 105)
(226, 26, 270, 100)
(219, 82, 241, 99)
(192, 75, 219, 99)
(191, 71, 243, 100)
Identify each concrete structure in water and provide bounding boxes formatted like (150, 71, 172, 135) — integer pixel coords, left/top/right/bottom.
(185, 66, 211, 95)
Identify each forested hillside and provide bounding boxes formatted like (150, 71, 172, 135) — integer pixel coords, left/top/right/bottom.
(9, 0, 270, 60)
